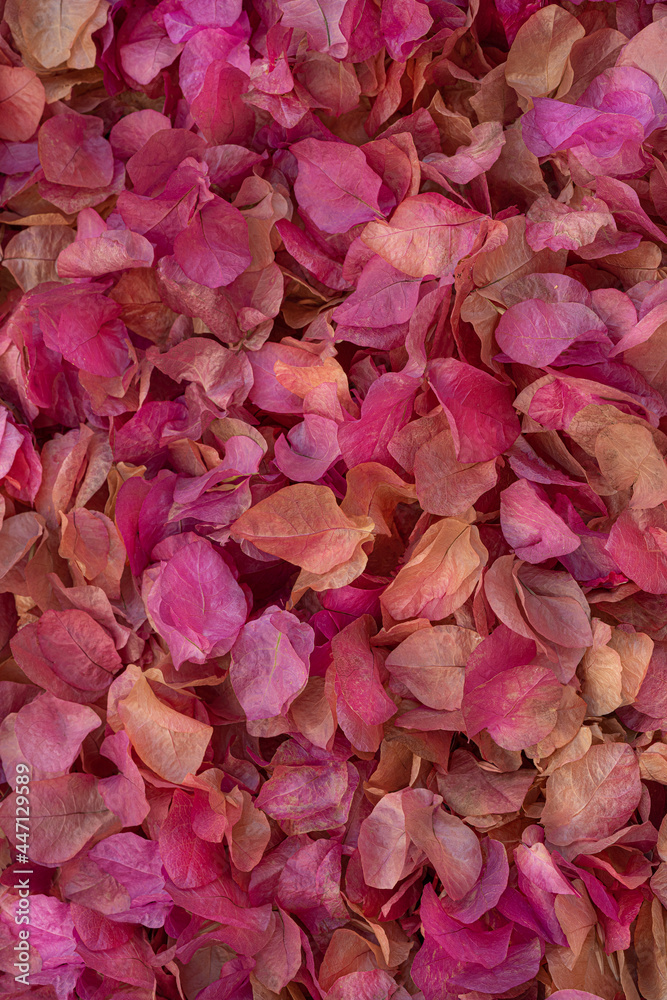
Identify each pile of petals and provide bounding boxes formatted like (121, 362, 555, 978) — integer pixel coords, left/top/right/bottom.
(2, 0, 667, 998)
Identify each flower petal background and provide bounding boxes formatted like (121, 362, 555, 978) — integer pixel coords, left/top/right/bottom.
(0, 1, 666, 998)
